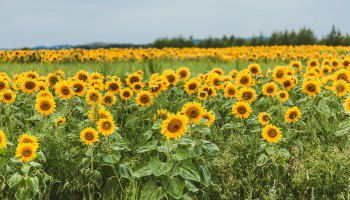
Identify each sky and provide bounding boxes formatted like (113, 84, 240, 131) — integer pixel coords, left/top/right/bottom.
(0, 0, 349, 48)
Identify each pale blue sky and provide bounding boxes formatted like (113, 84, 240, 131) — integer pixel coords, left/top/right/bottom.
(0, 0, 349, 48)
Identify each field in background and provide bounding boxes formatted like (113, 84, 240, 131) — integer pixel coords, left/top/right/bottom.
(0, 59, 291, 77)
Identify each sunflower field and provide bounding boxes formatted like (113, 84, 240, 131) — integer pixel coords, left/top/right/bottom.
(0, 46, 350, 199)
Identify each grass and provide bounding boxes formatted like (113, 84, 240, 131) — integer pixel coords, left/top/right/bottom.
(0, 59, 291, 77)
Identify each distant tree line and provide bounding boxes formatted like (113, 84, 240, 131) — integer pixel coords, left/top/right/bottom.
(151, 26, 350, 48)
(16, 26, 350, 50)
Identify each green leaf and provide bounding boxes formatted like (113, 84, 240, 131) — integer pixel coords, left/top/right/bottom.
(80, 158, 90, 169)
(103, 153, 121, 164)
(187, 145, 203, 158)
(118, 164, 132, 179)
(335, 120, 350, 136)
(278, 148, 291, 159)
(133, 165, 153, 178)
(178, 137, 194, 146)
(172, 148, 188, 161)
(178, 160, 201, 182)
(26, 177, 39, 192)
(221, 123, 234, 131)
(185, 180, 198, 193)
(140, 181, 166, 200)
(256, 153, 269, 166)
(162, 176, 185, 199)
(90, 170, 103, 188)
(152, 120, 162, 130)
(112, 134, 129, 151)
(143, 130, 154, 140)
(29, 162, 41, 167)
(137, 140, 158, 153)
(21, 165, 31, 173)
(199, 165, 211, 187)
(265, 146, 276, 155)
(8, 173, 22, 188)
(15, 188, 31, 200)
(201, 140, 219, 156)
(149, 156, 173, 177)
(103, 177, 120, 196)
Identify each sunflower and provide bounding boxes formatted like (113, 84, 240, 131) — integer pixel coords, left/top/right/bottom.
(232, 101, 252, 119)
(55, 81, 74, 99)
(0, 89, 16, 104)
(15, 143, 37, 162)
(97, 118, 116, 136)
(75, 70, 89, 82)
(106, 80, 122, 94)
(281, 77, 295, 90)
(320, 65, 332, 76)
(237, 87, 257, 104)
(261, 124, 282, 143)
(276, 90, 289, 102)
(202, 111, 215, 127)
(35, 97, 56, 115)
(25, 71, 39, 79)
(181, 102, 205, 124)
(197, 90, 208, 100)
(236, 71, 254, 87)
(71, 80, 86, 96)
(201, 85, 217, 97)
(54, 116, 66, 126)
(86, 89, 102, 105)
(18, 133, 39, 149)
(212, 68, 224, 76)
(208, 73, 223, 89)
(344, 97, 350, 113)
(0, 78, 9, 92)
(228, 69, 238, 80)
(307, 59, 319, 69)
(289, 61, 302, 72)
(343, 58, 350, 69)
(37, 81, 48, 91)
(331, 58, 341, 69)
(126, 73, 142, 86)
(184, 79, 200, 94)
(284, 106, 301, 123)
(248, 63, 262, 76)
(46, 73, 60, 87)
(258, 112, 270, 125)
(135, 91, 153, 107)
(0, 130, 7, 148)
(149, 82, 163, 96)
(21, 78, 38, 94)
(161, 113, 188, 140)
(120, 88, 134, 101)
(302, 79, 321, 97)
(97, 107, 113, 121)
(103, 92, 117, 107)
(262, 82, 278, 97)
(89, 72, 104, 81)
(177, 67, 191, 81)
(272, 66, 286, 82)
(152, 109, 169, 121)
(131, 82, 144, 93)
(89, 79, 104, 91)
(334, 69, 350, 82)
(332, 80, 349, 97)
(80, 127, 99, 145)
(163, 70, 179, 86)
(36, 90, 54, 99)
(224, 83, 237, 99)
